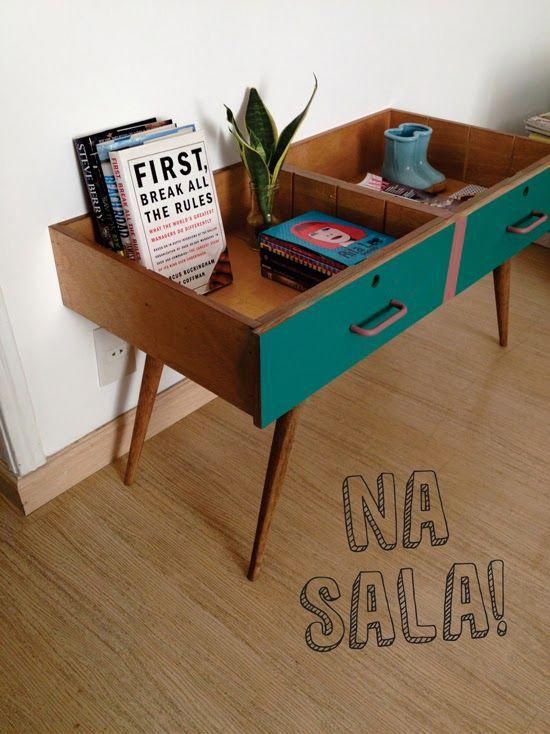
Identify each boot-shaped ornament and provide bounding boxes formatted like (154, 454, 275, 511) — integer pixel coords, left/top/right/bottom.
(381, 123, 446, 193)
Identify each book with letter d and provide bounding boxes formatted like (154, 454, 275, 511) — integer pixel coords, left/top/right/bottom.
(110, 130, 232, 294)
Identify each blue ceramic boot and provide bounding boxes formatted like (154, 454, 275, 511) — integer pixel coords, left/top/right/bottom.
(401, 123, 446, 192)
(381, 123, 446, 192)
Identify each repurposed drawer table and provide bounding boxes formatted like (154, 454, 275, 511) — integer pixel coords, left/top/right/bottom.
(50, 109, 550, 580)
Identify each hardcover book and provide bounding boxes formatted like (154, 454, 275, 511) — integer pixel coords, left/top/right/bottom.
(110, 130, 232, 294)
(97, 123, 194, 259)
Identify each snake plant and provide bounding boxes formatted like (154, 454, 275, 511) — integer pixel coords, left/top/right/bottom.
(225, 75, 318, 223)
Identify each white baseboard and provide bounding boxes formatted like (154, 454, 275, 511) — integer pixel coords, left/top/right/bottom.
(0, 379, 216, 515)
(0, 286, 46, 475)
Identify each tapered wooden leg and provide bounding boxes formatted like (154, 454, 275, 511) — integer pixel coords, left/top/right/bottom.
(124, 355, 164, 485)
(493, 259, 511, 347)
(247, 406, 301, 581)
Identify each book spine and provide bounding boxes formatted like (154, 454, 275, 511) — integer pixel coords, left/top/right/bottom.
(261, 255, 328, 288)
(260, 233, 346, 271)
(260, 240, 340, 276)
(75, 120, 161, 249)
(74, 139, 113, 248)
(101, 158, 138, 259)
(261, 251, 332, 283)
(261, 265, 309, 292)
(89, 145, 123, 252)
(110, 151, 146, 264)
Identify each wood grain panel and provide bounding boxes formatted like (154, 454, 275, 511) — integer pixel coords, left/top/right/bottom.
(292, 174, 337, 216)
(389, 109, 429, 128)
(336, 187, 385, 231)
(465, 127, 515, 187)
(276, 169, 293, 222)
(0, 460, 22, 512)
(384, 201, 435, 239)
(206, 163, 291, 236)
(287, 119, 363, 179)
(50, 225, 259, 416)
(212, 161, 248, 235)
(509, 136, 550, 175)
(287, 111, 390, 181)
(354, 110, 390, 176)
(208, 232, 298, 320)
(427, 118, 470, 181)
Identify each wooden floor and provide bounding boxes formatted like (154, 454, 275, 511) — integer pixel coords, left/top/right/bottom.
(1, 246, 549, 734)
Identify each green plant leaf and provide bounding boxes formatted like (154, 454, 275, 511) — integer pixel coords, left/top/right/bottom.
(243, 145, 271, 201)
(226, 104, 259, 173)
(270, 74, 318, 182)
(225, 103, 271, 193)
(249, 128, 269, 163)
(245, 88, 277, 165)
(228, 128, 249, 172)
(225, 104, 248, 145)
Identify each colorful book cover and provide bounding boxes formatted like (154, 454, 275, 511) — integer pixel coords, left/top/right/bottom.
(110, 130, 232, 295)
(97, 123, 195, 259)
(74, 118, 157, 250)
(262, 211, 395, 267)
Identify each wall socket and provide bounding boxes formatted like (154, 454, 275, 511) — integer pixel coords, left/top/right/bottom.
(93, 328, 136, 387)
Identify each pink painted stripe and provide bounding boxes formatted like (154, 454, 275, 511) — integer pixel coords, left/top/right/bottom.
(444, 216, 467, 301)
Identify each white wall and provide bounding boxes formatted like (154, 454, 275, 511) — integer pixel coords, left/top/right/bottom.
(1, 0, 549, 460)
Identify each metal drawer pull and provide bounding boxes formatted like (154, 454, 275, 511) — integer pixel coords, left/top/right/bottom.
(506, 211, 547, 235)
(350, 299, 408, 337)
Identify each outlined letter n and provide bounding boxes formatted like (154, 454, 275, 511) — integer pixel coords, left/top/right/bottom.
(342, 474, 397, 552)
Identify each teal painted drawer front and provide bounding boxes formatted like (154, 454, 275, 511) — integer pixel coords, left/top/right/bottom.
(258, 225, 454, 427)
(457, 168, 550, 293)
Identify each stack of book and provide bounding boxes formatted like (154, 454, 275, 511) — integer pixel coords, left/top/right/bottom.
(525, 112, 550, 143)
(74, 117, 232, 294)
(75, 117, 180, 252)
(259, 211, 395, 291)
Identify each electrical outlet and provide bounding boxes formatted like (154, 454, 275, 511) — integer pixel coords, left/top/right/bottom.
(93, 328, 136, 387)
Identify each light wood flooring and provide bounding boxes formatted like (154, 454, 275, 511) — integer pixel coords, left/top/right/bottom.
(1, 245, 549, 733)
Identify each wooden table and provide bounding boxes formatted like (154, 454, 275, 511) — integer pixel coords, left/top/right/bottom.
(50, 108, 550, 580)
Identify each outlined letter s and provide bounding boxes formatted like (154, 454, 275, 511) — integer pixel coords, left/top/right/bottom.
(300, 577, 345, 653)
